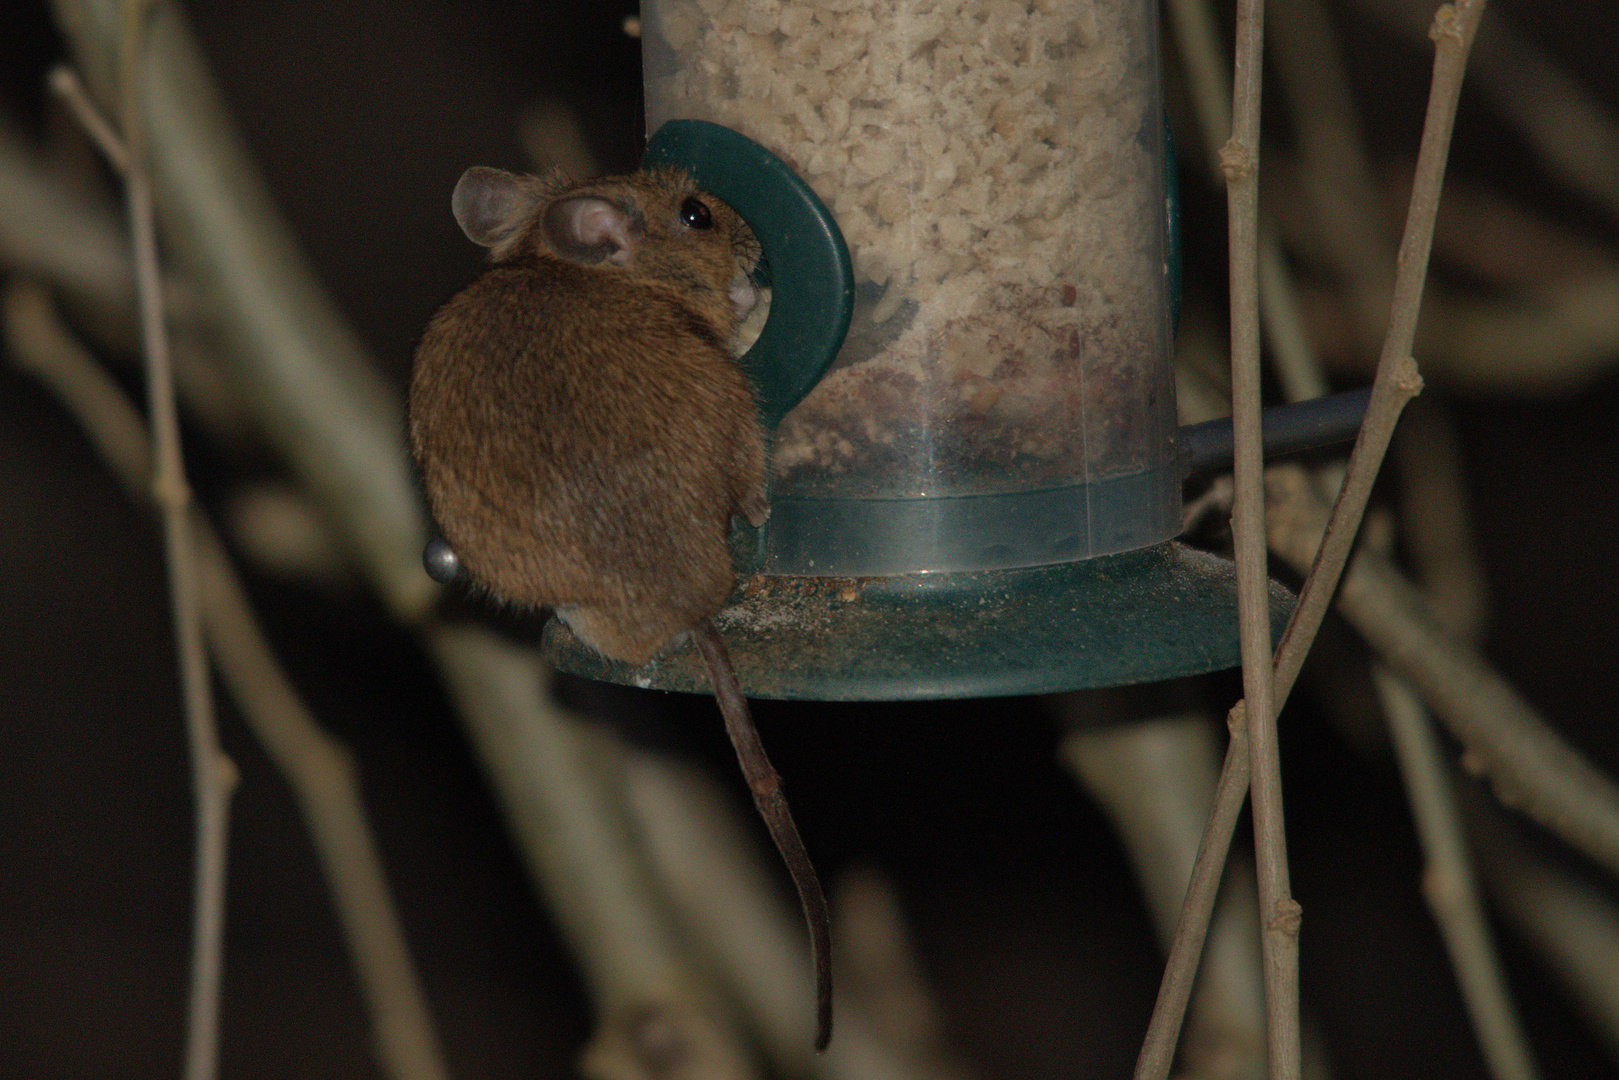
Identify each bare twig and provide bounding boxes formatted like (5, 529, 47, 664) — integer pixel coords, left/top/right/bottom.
(1419, 179, 1616, 294)
(1270, 0, 1484, 750)
(197, 525, 453, 1080)
(1260, 40, 1574, 1070)
(1180, 474, 1236, 536)
(1374, 667, 1540, 1080)
(51, 40, 236, 1080)
(1255, 222, 1330, 404)
(1065, 713, 1229, 944)
(578, 1001, 754, 1080)
(1, 118, 263, 443)
(1220, 0, 1303, 1073)
(221, 483, 351, 587)
(1413, 273, 1619, 396)
(1159, 5, 1488, 1072)
(1289, 274, 1619, 397)
(0, 121, 137, 320)
(4, 280, 150, 477)
(2, 280, 452, 1080)
(50, 65, 130, 173)
(1467, 19, 1619, 230)
(1156, 0, 1310, 1065)
(1376, 397, 1534, 1079)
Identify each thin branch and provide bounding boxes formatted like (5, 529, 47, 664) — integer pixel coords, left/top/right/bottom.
(1262, 52, 1570, 1078)
(49, 65, 129, 173)
(1419, 178, 1615, 294)
(1413, 273, 1619, 396)
(432, 633, 683, 1004)
(1270, 0, 1485, 749)
(4, 280, 150, 475)
(1222, 0, 1303, 1073)
(1284, 241, 1619, 397)
(1140, 3, 1487, 1074)
(1256, 220, 1330, 404)
(197, 525, 453, 1080)
(1156, 0, 1314, 1065)
(0, 121, 139, 322)
(52, 40, 236, 1080)
(1, 280, 453, 1080)
(1063, 712, 1227, 946)
(1468, 20, 1619, 231)
(1373, 667, 1540, 1080)
(0, 117, 257, 442)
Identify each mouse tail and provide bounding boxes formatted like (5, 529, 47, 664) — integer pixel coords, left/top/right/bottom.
(692, 619, 833, 1052)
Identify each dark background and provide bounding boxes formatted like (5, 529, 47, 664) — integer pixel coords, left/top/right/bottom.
(3, 1, 1618, 1077)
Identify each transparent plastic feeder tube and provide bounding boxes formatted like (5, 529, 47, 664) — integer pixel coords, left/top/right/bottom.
(644, 0, 1179, 576)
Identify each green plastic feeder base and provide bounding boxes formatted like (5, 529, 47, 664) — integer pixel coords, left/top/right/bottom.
(542, 542, 1295, 701)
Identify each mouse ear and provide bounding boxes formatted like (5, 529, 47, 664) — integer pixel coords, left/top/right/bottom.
(543, 196, 639, 266)
(451, 167, 544, 249)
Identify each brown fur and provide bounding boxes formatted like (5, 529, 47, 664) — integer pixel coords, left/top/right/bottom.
(407, 168, 765, 663)
(409, 166, 834, 1048)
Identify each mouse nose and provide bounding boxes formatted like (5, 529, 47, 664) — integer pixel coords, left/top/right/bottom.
(729, 274, 758, 321)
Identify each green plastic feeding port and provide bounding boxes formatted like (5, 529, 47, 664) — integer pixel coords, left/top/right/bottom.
(544, 1, 1300, 699)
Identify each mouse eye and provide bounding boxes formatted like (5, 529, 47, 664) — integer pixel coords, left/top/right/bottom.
(680, 196, 714, 230)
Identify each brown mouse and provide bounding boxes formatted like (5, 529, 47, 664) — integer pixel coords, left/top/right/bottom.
(408, 165, 832, 1049)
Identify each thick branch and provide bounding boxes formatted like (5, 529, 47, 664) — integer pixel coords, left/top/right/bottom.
(3, 280, 452, 1080)
(1268, 464, 1619, 881)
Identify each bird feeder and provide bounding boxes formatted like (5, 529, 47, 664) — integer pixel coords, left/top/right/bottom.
(543, 0, 1311, 698)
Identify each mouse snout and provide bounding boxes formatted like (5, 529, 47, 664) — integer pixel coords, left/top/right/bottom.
(729, 273, 759, 322)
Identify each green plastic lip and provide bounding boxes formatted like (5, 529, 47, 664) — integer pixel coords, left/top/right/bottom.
(543, 542, 1297, 701)
(643, 120, 854, 432)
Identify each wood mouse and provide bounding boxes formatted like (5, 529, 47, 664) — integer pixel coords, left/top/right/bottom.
(408, 165, 833, 1049)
